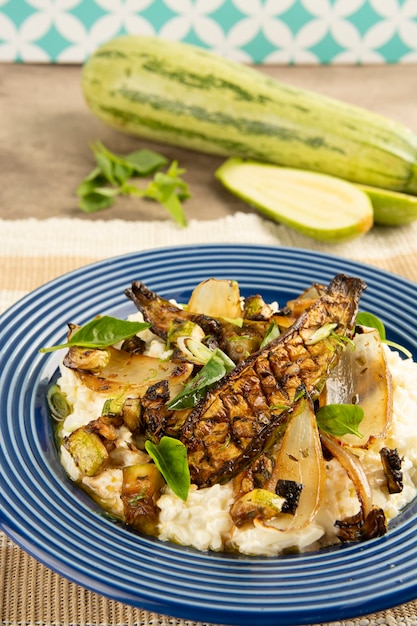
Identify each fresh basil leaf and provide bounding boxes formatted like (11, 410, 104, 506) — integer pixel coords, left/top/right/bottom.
(39, 316, 150, 353)
(91, 186, 120, 197)
(91, 141, 131, 182)
(78, 191, 116, 213)
(145, 436, 190, 501)
(77, 143, 191, 224)
(76, 168, 107, 197)
(214, 348, 235, 371)
(76, 164, 113, 210)
(356, 311, 386, 340)
(76, 179, 101, 197)
(92, 148, 118, 186)
(93, 141, 167, 179)
(124, 148, 168, 174)
(167, 349, 234, 410)
(120, 182, 142, 196)
(161, 191, 188, 227)
(356, 311, 412, 358)
(84, 166, 103, 182)
(316, 404, 364, 438)
(112, 161, 134, 185)
(143, 162, 190, 227)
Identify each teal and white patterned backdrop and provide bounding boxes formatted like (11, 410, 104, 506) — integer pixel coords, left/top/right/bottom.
(1, 0, 417, 65)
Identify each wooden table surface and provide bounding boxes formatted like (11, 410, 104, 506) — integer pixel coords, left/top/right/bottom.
(2, 62, 417, 224)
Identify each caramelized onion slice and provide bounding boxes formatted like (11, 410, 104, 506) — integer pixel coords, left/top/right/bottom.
(320, 432, 372, 518)
(321, 432, 387, 540)
(286, 284, 325, 317)
(266, 398, 325, 531)
(322, 327, 393, 447)
(70, 346, 193, 397)
(187, 278, 242, 319)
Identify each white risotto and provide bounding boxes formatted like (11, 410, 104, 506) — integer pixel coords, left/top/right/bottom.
(57, 337, 417, 556)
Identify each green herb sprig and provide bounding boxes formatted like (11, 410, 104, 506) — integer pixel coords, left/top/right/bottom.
(39, 316, 150, 353)
(260, 321, 281, 349)
(77, 141, 190, 226)
(305, 323, 355, 350)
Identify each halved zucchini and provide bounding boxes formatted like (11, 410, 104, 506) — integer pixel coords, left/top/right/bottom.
(216, 158, 373, 243)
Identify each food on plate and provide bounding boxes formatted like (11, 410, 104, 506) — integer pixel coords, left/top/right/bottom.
(179, 273, 365, 488)
(215, 158, 373, 242)
(82, 35, 417, 197)
(44, 276, 417, 555)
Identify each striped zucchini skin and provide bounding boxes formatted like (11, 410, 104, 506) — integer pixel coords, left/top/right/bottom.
(82, 35, 417, 195)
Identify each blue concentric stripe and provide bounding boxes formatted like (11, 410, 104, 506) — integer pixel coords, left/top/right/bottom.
(0, 244, 416, 626)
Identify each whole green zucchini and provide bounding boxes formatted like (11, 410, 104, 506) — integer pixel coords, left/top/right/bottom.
(82, 35, 417, 195)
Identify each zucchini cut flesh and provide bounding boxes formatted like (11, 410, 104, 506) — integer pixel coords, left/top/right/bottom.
(215, 158, 373, 243)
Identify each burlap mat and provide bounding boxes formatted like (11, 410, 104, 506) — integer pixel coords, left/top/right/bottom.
(1, 213, 417, 626)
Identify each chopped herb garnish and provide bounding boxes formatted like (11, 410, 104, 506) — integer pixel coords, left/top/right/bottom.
(305, 323, 355, 350)
(270, 403, 291, 411)
(305, 323, 338, 345)
(329, 331, 356, 350)
(145, 436, 190, 501)
(128, 488, 146, 506)
(293, 386, 308, 402)
(39, 316, 150, 353)
(221, 317, 244, 327)
(260, 321, 281, 349)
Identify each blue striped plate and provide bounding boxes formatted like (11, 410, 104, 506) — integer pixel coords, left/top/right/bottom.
(0, 244, 416, 626)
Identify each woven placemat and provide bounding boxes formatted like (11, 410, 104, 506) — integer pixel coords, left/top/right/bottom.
(1, 214, 417, 307)
(1, 213, 417, 626)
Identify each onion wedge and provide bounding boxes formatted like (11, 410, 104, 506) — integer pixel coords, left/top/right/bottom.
(320, 432, 373, 518)
(322, 327, 393, 447)
(320, 432, 387, 540)
(65, 346, 193, 397)
(187, 278, 242, 320)
(264, 397, 325, 531)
